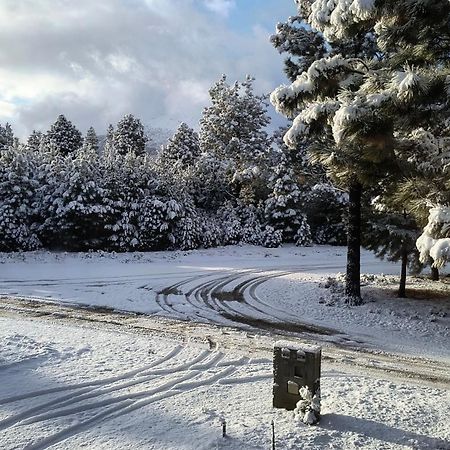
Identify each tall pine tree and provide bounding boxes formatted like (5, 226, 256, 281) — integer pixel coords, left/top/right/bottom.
(271, 0, 450, 304)
(113, 114, 147, 156)
(45, 115, 82, 156)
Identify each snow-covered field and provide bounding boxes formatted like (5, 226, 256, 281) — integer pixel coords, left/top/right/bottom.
(1, 245, 449, 449)
(0, 245, 448, 358)
(0, 316, 449, 450)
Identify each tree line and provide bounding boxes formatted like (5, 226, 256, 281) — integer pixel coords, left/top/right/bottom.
(0, 76, 346, 257)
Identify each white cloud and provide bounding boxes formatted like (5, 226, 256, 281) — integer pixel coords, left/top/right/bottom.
(0, 0, 287, 138)
(203, 0, 236, 17)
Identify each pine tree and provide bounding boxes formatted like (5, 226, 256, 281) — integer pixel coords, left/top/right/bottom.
(84, 127, 99, 153)
(183, 153, 231, 210)
(103, 124, 115, 154)
(271, 14, 326, 82)
(0, 145, 41, 251)
(364, 201, 421, 297)
(157, 123, 201, 170)
(199, 75, 272, 204)
(45, 115, 82, 156)
(264, 160, 311, 245)
(0, 123, 14, 152)
(305, 184, 347, 245)
(113, 114, 147, 156)
(271, 0, 450, 304)
(200, 75, 271, 162)
(37, 146, 111, 250)
(26, 130, 43, 152)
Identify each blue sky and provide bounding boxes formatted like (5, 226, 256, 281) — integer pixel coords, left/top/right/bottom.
(0, 0, 296, 137)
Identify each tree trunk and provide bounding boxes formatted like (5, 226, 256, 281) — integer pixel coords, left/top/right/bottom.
(345, 180, 362, 305)
(431, 265, 439, 281)
(398, 247, 408, 298)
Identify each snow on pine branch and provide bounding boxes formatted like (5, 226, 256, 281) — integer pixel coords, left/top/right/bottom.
(270, 55, 353, 117)
(283, 100, 339, 147)
(391, 67, 423, 101)
(309, 0, 376, 40)
(416, 205, 450, 268)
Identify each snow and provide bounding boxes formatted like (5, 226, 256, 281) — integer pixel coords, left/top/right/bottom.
(309, 0, 376, 40)
(417, 205, 450, 268)
(0, 315, 449, 449)
(0, 246, 449, 448)
(274, 340, 321, 355)
(392, 68, 422, 101)
(350, 0, 376, 20)
(430, 238, 450, 268)
(0, 245, 448, 360)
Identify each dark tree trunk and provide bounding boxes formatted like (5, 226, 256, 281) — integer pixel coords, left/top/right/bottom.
(431, 265, 440, 281)
(398, 247, 408, 298)
(345, 180, 362, 305)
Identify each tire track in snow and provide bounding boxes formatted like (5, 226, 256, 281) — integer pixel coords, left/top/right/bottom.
(155, 267, 350, 341)
(0, 347, 212, 431)
(19, 350, 264, 450)
(0, 345, 183, 406)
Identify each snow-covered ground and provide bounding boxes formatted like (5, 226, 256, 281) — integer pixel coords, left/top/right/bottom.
(0, 245, 448, 358)
(0, 316, 449, 450)
(1, 245, 449, 449)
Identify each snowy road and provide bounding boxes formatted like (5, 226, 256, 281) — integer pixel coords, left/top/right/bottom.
(0, 309, 449, 449)
(0, 246, 448, 359)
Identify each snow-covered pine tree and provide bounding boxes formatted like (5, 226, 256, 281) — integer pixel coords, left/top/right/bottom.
(113, 114, 147, 156)
(26, 130, 43, 152)
(199, 75, 272, 205)
(264, 159, 311, 245)
(102, 148, 183, 251)
(0, 144, 41, 251)
(84, 127, 99, 153)
(157, 123, 201, 170)
(103, 124, 115, 154)
(271, 14, 326, 83)
(271, 0, 450, 304)
(305, 184, 347, 245)
(45, 115, 82, 156)
(37, 145, 111, 250)
(182, 152, 232, 211)
(363, 197, 421, 297)
(0, 123, 14, 152)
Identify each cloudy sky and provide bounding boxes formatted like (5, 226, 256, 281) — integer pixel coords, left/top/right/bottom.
(0, 0, 295, 138)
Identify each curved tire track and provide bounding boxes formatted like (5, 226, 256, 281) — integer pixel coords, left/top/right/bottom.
(9, 348, 265, 450)
(155, 268, 354, 343)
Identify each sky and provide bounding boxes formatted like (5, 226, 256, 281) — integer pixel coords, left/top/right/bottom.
(0, 0, 296, 138)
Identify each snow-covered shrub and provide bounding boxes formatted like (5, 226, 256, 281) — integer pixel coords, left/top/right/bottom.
(171, 201, 203, 250)
(262, 226, 283, 248)
(218, 203, 243, 245)
(294, 386, 321, 425)
(201, 214, 225, 248)
(237, 203, 265, 246)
